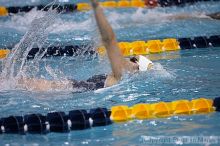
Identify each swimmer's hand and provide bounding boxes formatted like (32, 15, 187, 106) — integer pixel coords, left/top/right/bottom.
(90, 0, 99, 8)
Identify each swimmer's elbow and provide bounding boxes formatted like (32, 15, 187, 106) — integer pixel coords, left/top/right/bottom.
(101, 32, 116, 45)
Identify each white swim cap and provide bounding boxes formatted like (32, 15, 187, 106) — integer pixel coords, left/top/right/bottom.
(137, 55, 153, 71)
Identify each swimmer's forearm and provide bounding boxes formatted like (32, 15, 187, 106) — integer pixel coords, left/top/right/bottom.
(90, 0, 115, 44)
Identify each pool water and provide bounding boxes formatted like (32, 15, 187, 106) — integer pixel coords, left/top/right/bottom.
(0, 0, 220, 145)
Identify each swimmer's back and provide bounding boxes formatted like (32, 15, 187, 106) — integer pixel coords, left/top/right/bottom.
(71, 74, 107, 91)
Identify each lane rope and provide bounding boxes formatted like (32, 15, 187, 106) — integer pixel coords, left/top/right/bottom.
(0, 97, 219, 134)
(97, 35, 220, 57)
(1, 0, 219, 16)
(1, 35, 220, 59)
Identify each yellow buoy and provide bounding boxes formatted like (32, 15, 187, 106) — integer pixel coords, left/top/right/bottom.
(130, 41, 148, 55)
(0, 6, 8, 16)
(0, 49, 10, 59)
(111, 105, 132, 122)
(162, 38, 180, 51)
(147, 40, 163, 53)
(131, 0, 145, 7)
(117, 0, 131, 7)
(77, 3, 91, 11)
(101, 1, 117, 8)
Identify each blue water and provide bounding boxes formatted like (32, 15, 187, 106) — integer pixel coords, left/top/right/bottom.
(0, 0, 220, 145)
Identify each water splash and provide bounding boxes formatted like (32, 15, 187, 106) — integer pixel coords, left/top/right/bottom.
(151, 63, 176, 79)
(3, 9, 57, 77)
(0, 7, 59, 90)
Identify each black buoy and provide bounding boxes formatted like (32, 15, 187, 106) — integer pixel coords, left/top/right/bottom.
(69, 110, 90, 130)
(89, 108, 112, 127)
(46, 112, 69, 133)
(213, 97, 220, 112)
(24, 114, 47, 134)
(1, 116, 24, 134)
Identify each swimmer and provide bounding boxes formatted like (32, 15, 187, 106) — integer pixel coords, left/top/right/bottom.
(207, 12, 220, 20)
(14, 0, 153, 92)
(168, 12, 220, 20)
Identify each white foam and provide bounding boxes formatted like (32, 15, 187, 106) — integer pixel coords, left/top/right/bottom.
(7, 8, 171, 33)
(51, 17, 94, 33)
(1, 8, 46, 32)
(94, 86, 113, 93)
(0, 8, 94, 33)
(150, 63, 175, 79)
(0, 7, 213, 35)
(106, 8, 173, 29)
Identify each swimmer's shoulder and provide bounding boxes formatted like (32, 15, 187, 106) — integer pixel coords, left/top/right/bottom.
(104, 74, 119, 88)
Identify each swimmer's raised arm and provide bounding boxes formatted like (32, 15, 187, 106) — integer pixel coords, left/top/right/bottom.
(90, 0, 126, 81)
